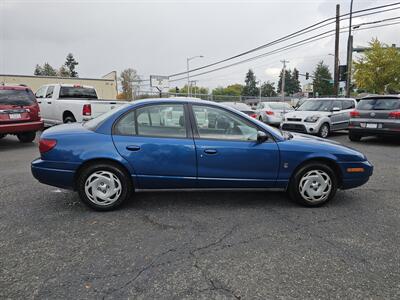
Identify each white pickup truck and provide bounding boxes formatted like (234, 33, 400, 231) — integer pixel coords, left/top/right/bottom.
(35, 84, 128, 126)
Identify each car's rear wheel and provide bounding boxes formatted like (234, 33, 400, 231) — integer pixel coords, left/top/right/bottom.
(349, 133, 362, 142)
(0, 134, 5, 139)
(77, 163, 132, 211)
(64, 115, 76, 123)
(288, 162, 337, 207)
(318, 123, 330, 138)
(17, 131, 36, 143)
(259, 116, 263, 122)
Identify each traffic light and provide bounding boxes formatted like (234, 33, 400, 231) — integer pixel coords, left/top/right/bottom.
(305, 72, 309, 80)
(339, 65, 347, 82)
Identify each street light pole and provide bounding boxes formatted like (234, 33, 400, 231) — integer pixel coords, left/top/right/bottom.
(346, 0, 354, 97)
(280, 60, 289, 102)
(186, 55, 203, 97)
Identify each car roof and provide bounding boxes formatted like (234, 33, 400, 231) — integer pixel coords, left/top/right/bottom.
(309, 97, 356, 101)
(128, 97, 237, 107)
(361, 94, 400, 99)
(0, 85, 32, 91)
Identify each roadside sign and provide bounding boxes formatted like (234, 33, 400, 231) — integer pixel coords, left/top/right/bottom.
(150, 75, 169, 90)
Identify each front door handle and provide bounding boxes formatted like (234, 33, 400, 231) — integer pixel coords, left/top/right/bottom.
(204, 149, 217, 154)
(126, 145, 141, 151)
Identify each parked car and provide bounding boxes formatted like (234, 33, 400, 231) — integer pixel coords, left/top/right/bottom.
(0, 85, 43, 143)
(255, 101, 294, 126)
(220, 102, 256, 118)
(281, 98, 356, 138)
(31, 98, 373, 211)
(348, 95, 400, 141)
(35, 84, 128, 126)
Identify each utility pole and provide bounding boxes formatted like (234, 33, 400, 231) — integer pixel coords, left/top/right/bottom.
(334, 4, 340, 97)
(258, 80, 262, 101)
(346, 0, 354, 97)
(186, 55, 204, 97)
(280, 60, 289, 102)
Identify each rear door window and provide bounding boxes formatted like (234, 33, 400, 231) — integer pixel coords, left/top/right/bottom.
(342, 100, 355, 110)
(0, 89, 36, 106)
(358, 98, 400, 110)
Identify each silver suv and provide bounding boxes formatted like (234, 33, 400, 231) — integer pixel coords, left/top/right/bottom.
(281, 98, 357, 138)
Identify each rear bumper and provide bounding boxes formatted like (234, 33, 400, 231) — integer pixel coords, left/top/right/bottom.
(349, 127, 400, 137)
(31, 158, 76, 190)
(0, 120, 44, 134)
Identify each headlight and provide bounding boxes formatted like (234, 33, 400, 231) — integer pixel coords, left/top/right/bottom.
(304, 115, 320, 122)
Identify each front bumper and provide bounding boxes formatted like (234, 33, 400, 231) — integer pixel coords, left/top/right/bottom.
(0, 120, 44, 134)
(31, 158, 77, 190)
(281, 121, 321, 134)
(339, 160, 373, 189)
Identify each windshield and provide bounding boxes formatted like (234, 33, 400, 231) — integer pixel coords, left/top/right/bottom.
(297, 100, 332, 111)
(0, 89, 36, 106)
(83, 103, 130, 130)
(357, 98, 400, 110)
(268, 102, 293, 110)
(59, 87, 98, 99)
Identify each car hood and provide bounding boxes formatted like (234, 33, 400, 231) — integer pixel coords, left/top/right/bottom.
(282, 132, 367, 162)
(285, 110, 331, 119)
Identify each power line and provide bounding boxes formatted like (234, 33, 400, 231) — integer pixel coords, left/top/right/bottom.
(168, 2, 400, 78)
(170, 19, 400, 83)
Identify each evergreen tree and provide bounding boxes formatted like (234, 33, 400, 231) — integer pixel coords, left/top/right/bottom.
(242, 69, 259, 96)
(292, 68, 301, 93)
(313, 61, 334, 96)
(65, 53, 79, 77)
(277, 69, 292, 95)
(260, 81, 277, 97)
(42, 63, 57, 76)
(34, 64, 43, 76)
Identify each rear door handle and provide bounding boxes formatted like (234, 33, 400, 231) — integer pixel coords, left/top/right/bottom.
(47, 101, 52, 104)
(204, 149, 217, 154)
(126, 145, 141, 151)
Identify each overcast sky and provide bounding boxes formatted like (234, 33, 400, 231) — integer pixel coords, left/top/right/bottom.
(1, 0, 399, 91)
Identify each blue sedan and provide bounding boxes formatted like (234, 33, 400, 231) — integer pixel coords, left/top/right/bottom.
(31, 99, 373, 211)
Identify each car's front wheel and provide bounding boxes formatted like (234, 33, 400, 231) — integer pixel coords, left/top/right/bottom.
(318, 123, 330, 138)
(77, 163, 133, 211)
(288, 163, 337, 207)
(17, 131, 36, 143)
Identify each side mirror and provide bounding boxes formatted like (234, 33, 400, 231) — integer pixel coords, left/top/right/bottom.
(332, 107, 341, 112)
(257, 131, 268, 143)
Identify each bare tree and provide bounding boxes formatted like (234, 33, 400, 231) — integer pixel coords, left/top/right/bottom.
(120, 68, 138, 99)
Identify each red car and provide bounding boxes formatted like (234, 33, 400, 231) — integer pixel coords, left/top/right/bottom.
(0, 85, 44, 143)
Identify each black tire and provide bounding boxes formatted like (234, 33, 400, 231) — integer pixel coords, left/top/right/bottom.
(318, 123, 330, 138)
(0, 134, 5, 139)
(76, 162, 133, 211)
(259, 116, 263, 122)
(17, 131, 36, 143)
(288, 162, 337, 207)
(64, 115, 76, 123)
(349, 133, 362, 142)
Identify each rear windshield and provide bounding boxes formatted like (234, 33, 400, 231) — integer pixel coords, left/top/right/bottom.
(268, 102, 293, 110)
(0, 89, 36, 106)
(357, 98, 400, 110)
(59, 87, 98, 99)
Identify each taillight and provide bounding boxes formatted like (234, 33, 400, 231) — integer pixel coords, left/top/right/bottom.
(389, 111, 400, 119)
(350, 111, 360, 118)
(265, 110, 274, 115)
(83, 104, 91, 116)
(250, 113, 257, 118)
(39, 139, 57, 154)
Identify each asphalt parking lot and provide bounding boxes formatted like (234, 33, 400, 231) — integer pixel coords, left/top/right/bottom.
(1, 132, 399, 299)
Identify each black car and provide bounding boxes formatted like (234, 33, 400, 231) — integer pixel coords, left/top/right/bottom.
(349, 95, 400, 141)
